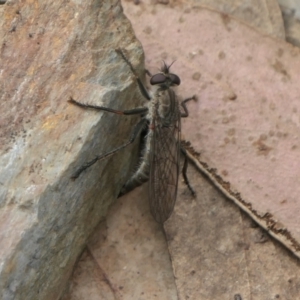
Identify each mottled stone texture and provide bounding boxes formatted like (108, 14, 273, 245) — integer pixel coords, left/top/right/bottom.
(0, 0, 144, 299)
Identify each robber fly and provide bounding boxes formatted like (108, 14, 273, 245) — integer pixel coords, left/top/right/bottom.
(68, 49, 196, 223)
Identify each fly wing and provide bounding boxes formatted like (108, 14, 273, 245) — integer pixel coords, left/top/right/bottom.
(149, 90, 181, 223)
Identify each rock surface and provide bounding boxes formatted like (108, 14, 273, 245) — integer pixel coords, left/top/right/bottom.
(0, 0, 144, 299)
(62, 185, 178, 300)
(278, 0, 300, 47)
(191, 0, 285, 39)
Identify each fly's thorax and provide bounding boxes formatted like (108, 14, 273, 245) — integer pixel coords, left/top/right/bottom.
(156, 87, 180, 123)
(146, 85, 180, 125)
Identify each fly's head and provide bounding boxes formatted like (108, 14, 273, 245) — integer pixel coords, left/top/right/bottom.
(150, 61, 180, 90)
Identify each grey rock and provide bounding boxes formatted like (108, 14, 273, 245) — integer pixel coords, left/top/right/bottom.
(0, 0, 144, 299)
(278, 0, 300, 47)
(190, 0, 285, 39)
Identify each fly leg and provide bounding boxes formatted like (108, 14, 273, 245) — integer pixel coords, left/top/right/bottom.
(180, 95, 197, 118)
(145, 69, 153, 77)
(68, 98, 148, 179)
(71, 117, 148, 179)
(68, 97, 148, 116)
(180, 95, 197, 195)
(181, 146, 196, 196)
(116, 48, 151, 101)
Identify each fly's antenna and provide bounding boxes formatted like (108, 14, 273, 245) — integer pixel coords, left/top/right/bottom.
(160, 60, 176, 74)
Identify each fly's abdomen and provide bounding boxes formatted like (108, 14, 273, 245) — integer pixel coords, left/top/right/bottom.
(119, 130, 153, 196)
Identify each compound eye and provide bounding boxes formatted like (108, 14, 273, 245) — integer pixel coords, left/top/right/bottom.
(150, 73, 167, 85)
(169, 74, 181, 85)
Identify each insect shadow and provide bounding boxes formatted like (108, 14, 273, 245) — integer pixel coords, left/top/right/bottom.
(68, 48, 197, 223)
